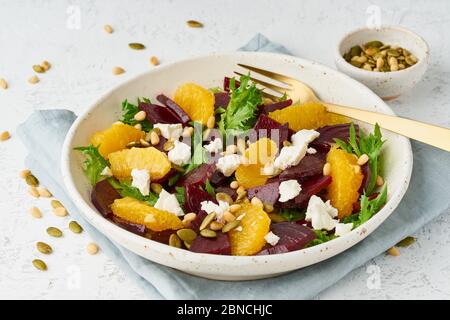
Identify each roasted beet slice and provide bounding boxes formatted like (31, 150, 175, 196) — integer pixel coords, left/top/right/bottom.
(184, 184, 215, 214)
(310, 124, 359, 152)
(359, 163, 371, 193)
(138, 102, 181, 124)
(258, 222, 316, 255)
(224, 77, 240, 92)
(247, 180, 280, 205)
(190, 232, 231, 255)
(214, 92, 230, 108)
(176, 163, 215, 188)
(215, 186, 237, 201)
(279, 154, 326, 182)
(149, 230, 177, 245)
(190, 210, 208, 232)
(250, 114, 293, 146)
(156, 94, 190, 125)
(278, 175, 332, 208)
(209, 170, 227, 186)
(153, 167, 178, 184)
(112, 216, 146, 236)
(91, 179, 121, 218)
(260, 99, 293, 114)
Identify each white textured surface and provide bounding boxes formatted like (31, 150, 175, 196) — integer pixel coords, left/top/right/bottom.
(0, 0, 449, 300)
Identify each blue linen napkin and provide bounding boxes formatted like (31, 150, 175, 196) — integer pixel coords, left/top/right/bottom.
(17, 34, 450, 300)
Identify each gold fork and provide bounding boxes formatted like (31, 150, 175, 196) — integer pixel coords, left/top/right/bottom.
(235, 63, 450, 152)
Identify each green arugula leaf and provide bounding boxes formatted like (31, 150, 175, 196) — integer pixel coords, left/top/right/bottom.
(278, 208, 305, 222)
(333, 122, 385, 195)
(204, 179, 215, 197)
(175, 187, 186, 207)
(74, 145, 109, 186)
(121, 98, 153, 132)
(354, 183, 388, 227)
(306, 230, 337, 247)
(219, 74, 262, 133)
(107, 178, 158, 206)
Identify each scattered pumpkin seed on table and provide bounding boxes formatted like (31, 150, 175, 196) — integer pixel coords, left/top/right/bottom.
(186, 20, 203, 28)
(32, 259, 47, 271)
(396, 236, 416, 247)
(36, 242, 53, 254)
(47, 227, 63, 238)
(69, 221, 83, 234)
(128, 42, 145, 50)
(32, 65, 45, 73)
(25, 174, 39, 187)
(0, 131, 10, 141)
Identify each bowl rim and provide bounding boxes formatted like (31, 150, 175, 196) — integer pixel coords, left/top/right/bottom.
(61, 51, 413, 268)
(334, 24, 430, 76)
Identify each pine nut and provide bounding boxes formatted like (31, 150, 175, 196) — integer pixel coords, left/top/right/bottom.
(182, 213, 197, 227)
(283, 140, 291, 147)
(30, 206, 42, 219)
(51, 200, 63, 209)
(140, 138, 150, 147)
(104, 24, 113, 33)
(229, 204, 241, 213)
(251, 197, 263, 208)
(53, 207, 68, 217)
(150, 183, 162, 194)
(353, 165, 361, 174)
(376, 175, 384, 186)
(230, 181, 239, 189)
(41, 61, 51, 71)
(182, 126, 194, 137)
(0, 131, 11, 141)
(323, 163, 331, 176)
(112, 66, 125, 75)
(150, 131, 160, 145)
(87, 243, 99, 255)
(38, 188, 52, 198)
(28, 187, 40, 198)
(223, 211, 236, 222)
(206, 115, 215, 129)
(376, 57, 384, 69)
(0, 78, 7, 89)
(20, 169, 31, 179)
(210, 221, 224, 231)
(28, 75, 39, 84)
(134, 123, 142, 130)
(387, 246, 400, 256)
(357, 154, 369, 166)
(134, 110, 146, 122)
(150, 56, 159, 66)
(264, 203, 274, 213)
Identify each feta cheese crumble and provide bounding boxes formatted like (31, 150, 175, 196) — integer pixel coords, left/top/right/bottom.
(200, 200, 230, 221)
(153, 123, 183, 140)
(278, 180, 302, 202)
(335, 223, 353, 237)
(131, 168, 150, 196)
(305, 195, 338, 231)
(204, 138, 223, 154)
(264, 231, 280, 246)
(306, 147, 317, 155)
(168, 140, 191, 166)
(216, 154, 241, 177)
(101, 166, 113, 177)
(154, 189, 184, 216)
(262, 161, 279, 176)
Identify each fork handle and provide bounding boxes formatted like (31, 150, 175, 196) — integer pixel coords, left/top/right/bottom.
(324, 102, 450, 152)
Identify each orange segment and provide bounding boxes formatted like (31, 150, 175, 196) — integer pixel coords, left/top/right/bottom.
(229, 203, 271, 256)
(111, 197, 183, 232)
(109, 147, 171, 180)
(235, 138, 278, 189)
(326, 146, 363, 219)
(268, 102, 348, 131)
(91, 123, 144, 158)
(174, 83, 215, 126)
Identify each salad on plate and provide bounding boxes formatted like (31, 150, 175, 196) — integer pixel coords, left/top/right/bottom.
(75, 74, 387, 256)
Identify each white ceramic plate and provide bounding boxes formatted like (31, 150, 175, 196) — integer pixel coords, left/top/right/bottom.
(61, 52, 413, 281)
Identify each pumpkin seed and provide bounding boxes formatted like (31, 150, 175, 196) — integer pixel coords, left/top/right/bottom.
(387, 49, 400, 57)
(350, 61, 362, 68)
(216, 192, 233, 205)
(47, 227, 63, 238)
(405, 56, 416, 65)
(379, 44, 390, 51)
(186, 20, 203, 28)
(364, 40, 383, 48)
(269, 213, 287, 223)
(33, 65, 45, 73)
(176, 228, 197, 242)
(69, 221, 83, 234)
(184, 241, 191, 249)
(396, 236, 416, 247)
(222, 220, 241, 233)
(200, 229, 216, 238)
(36, 242, 52, 254)
(199, 212, 216, 231)
(350, 45, 362, 57)
(25, 174, 39, 187)
(32, 259, 47, 271)
(169, 234, 182, 248)
(128, 42, 145, 50)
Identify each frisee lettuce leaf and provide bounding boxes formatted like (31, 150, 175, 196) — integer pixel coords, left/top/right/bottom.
(278, 208, 305, 222)
(175, 187, 186, 208)
(306, 230, 337, 247)
(107, 178, 158, 206)
(74, 145, 109, 186)
(121, 98, 152, 132)
(334, 122, 385, 195)
(218, 74, 262, 133)
(355, 183, 388, 227)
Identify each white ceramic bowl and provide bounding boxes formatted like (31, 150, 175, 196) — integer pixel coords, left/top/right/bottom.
(335, 25, 429, 100)
(62, 52, 413, 280)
